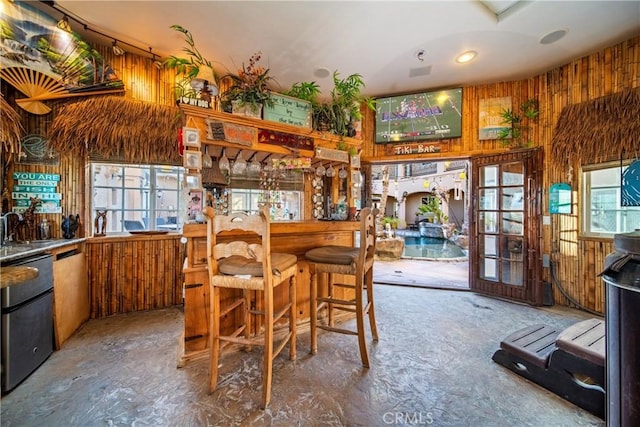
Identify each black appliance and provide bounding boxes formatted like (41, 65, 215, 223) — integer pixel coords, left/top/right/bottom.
(1, 254, 54, 393)
(601, 229, 640, 426)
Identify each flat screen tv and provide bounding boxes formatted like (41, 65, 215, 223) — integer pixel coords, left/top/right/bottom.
(374, 88, 463, 143)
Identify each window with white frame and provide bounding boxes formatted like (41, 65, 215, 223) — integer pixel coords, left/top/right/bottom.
(229, 188, 302, 220)
(91, 163, 185, 233)
(582, 163, 640, 236)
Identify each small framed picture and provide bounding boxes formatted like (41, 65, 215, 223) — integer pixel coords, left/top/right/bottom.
(183, 127, 201, 148)
(185, 173, 201, 189)
(183, 151, 202, 169)
(350, 154, 361, 168)
(187, 189, 204, 221)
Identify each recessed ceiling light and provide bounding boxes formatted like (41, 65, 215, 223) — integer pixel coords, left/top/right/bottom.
(313, 67, 331, 78)
(456, 50, 477, 64)
(540, 29, 568, 45)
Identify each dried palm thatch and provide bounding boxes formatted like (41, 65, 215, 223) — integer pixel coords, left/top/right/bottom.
(48, 96, 182, 164)
(551, 87, 640, 166)
(1, 93, 24, 154)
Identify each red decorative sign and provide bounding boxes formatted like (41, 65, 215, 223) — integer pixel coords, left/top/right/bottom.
(258, 130, 313, 151)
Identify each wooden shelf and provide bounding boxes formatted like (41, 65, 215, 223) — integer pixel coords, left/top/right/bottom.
(180, 104, 362, 156)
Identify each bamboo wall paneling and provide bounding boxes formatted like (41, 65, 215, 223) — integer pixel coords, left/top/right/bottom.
(86, 235, 184, 319)
(2, 31, 639, 318)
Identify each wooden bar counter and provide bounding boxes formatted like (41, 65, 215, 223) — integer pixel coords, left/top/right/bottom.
(180, 219, 359, 365)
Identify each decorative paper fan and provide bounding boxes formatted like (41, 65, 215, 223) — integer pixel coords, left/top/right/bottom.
(0, 67, 124, 115)
(0, 67, 66, 114)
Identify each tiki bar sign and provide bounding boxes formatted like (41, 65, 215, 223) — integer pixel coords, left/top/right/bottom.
(386, 142, 449, 156)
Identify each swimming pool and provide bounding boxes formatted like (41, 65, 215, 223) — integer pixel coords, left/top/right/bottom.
(402, 236, 467, 260)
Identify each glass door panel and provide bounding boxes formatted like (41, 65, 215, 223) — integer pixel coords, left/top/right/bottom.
(477, 164, 525, 286)
(479, 188, 498, 210)
(502, 187, 524, 210)
(481, 165, 498, 186)
(501, 162, 524, 185)
(502, 212, 523, 234)
(470, 149, 542, 305)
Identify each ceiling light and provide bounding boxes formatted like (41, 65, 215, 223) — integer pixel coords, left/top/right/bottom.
(112, 40, 125, 56)
(540, 29, 568, 45)
(56, 15, 72, 32)
(313, 67, 331, 79)
(456, 50, 477, 64)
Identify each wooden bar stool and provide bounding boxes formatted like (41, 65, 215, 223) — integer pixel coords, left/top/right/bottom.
(203, 206, 297, 409)
(305, 207, 379, 367)
(0, 266, 39, 288)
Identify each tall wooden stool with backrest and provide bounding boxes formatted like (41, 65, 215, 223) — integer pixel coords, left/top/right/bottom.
(305, 207, 379, 367)
(203, 206, 297, 409)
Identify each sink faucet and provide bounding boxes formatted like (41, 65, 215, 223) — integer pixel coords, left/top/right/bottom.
(1, 212, 21, 245)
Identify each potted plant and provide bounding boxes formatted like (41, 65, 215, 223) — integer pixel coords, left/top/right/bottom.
(219, 52, 275, 118)
(288, 71, 375, 136)
(497, 98, 539, 148)
(329, 71, 375, 137)
(164, 25, 219, 103)
(285, 81, 321, 106)
(381, 216, 399, 229)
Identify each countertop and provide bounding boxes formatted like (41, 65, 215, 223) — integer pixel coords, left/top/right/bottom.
(0, 238, 87, 263)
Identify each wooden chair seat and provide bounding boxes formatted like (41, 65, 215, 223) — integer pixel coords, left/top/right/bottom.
(218, 253, 297, 277)
(306, 246, 360, 265)
(305, 207, 379, 368)
(204, 206, 297, 409)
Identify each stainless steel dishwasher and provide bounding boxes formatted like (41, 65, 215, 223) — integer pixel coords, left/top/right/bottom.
(1, 253, 54, 393)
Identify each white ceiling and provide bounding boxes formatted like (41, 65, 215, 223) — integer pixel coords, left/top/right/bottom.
(54, 0, 640, 100)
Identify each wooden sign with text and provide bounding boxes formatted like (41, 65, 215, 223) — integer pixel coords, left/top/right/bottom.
(315, 147, 350, 163)
(385, 142, 449, 156)
(205, 119, 255, 146)
(263, 93, 312, 128)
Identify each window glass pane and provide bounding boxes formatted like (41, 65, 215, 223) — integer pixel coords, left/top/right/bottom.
(503, 236, 523, 258)
(479, 211, 498, 233)
(479, 189, 498, 210)
(480, 166, 498, 187)
(502, 260, 523, 286)
(480, 258, 498, 281)
(502, 212, 523, 235)
(501, 187, 524, 210)
(480, 235, 498, 257)
(228, 188, 303, 219)
(583, 164, 640, 236)
(501, 162, 524, 185)
(91, 163, 184, 234)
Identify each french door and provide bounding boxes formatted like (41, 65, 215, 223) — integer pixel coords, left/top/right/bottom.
(470, 149, 543, 305)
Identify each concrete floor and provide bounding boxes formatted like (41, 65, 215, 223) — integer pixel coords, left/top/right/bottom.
(373, 258, 469, 290)
(1, 280, 604, 426)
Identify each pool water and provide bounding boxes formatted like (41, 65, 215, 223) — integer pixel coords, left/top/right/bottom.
(402, 236, 467, 259)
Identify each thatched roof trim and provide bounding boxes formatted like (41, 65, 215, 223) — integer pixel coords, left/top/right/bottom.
(1, 94, 24, 153)
(551, 87, 640, 166)
(48, 96, 182, 164)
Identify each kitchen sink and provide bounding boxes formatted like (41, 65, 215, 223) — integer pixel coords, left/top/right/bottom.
(0, 240, 66, 260)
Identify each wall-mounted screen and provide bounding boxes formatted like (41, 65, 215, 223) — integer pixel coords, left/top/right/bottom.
(375, 88, 463, 143)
